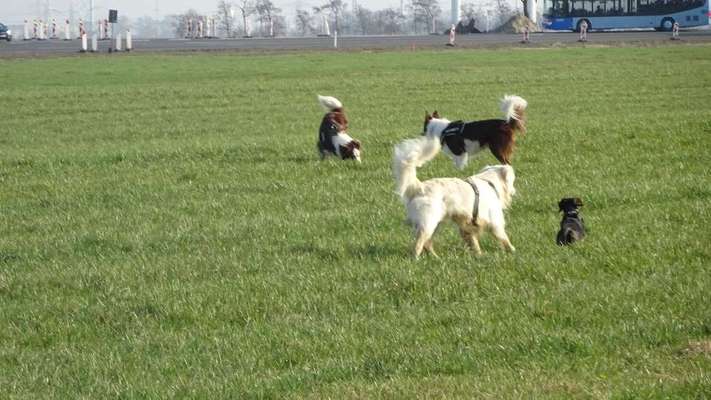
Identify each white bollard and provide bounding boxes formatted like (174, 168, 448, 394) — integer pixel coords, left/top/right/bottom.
(333, 30, 338, 48)
(125, 30, 132, 51)
(579, 21, 588, 42)
(447, 24, 456, 46)
(671, 22, 680, 40)
(91, 34, 98, 52)
(23, 19, 29, 40)
(64, 19, 71, 40)
(80, 33, 87, 52)
(115, 33, 122, 51)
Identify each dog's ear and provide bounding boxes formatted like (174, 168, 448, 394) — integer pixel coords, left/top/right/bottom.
(432, 110, 440, 118)
(351, 140, 361, 150)
(574, 197, 583, 207)
(558, 199, 566, 212)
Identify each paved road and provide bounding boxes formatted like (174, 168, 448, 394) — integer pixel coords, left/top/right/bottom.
(1, 30, 710, 57)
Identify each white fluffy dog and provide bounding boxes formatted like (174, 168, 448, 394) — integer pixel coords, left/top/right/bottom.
(393, 136, 516, 258)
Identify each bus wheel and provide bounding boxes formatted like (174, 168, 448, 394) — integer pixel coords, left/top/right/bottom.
(576, 19, 591, 33)
(660, 17, 675, 31)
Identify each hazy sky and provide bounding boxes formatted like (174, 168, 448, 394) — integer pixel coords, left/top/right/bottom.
(3, 0, 415, 24)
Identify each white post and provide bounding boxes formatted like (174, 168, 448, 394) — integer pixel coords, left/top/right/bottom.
(448, 24, 456, 46)
(115, 32, 122, 51)
(80, 33, 87, 52)
(24, 19, 30, 40)
(671, 22, 680, 40)
(65, 19, 71, 40)
(333, 30, 338, 48)
(579, 21, 588, 42)
(126, 29, 132, 51)
(91, 34, 97, 51)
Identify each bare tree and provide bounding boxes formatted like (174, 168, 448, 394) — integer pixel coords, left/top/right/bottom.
(295, 9, 314, 36)
(216, 0, 235, 37)
(378, 8, 405, 35)
(236, 0, 255, 37)
(255, 0, 281, 37)
(315, 0, 346, 34)
(354, 6, 372, 35)
(410, 0, 441, 33)
(172, 9, 201, 38)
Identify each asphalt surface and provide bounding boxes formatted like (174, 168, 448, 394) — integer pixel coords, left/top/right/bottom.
(1, 30, 710, 57)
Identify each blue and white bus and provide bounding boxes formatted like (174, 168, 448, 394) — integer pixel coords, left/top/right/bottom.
(542, 0, 710, 31)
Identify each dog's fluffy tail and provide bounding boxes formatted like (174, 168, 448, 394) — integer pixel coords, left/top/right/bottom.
(393, 137, 441, 202)
(318, 95, 343, 112)
(500, 95, 528, 133)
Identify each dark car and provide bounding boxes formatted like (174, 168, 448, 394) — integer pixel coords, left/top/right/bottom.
(0, 23, 12, 41)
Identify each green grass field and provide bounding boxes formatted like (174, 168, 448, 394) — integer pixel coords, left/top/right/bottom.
(1, 44, 710, 398)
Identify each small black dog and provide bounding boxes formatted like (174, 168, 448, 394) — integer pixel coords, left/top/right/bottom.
(556, 198, 586, 245)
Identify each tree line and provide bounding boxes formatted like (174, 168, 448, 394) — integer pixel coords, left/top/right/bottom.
(124, 0, 525, 38)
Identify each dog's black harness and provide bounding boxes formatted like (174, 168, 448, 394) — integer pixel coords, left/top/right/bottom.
(462, 178, 500, 225)
(440, 121, 467, 156)
(440, 121, 466, 142)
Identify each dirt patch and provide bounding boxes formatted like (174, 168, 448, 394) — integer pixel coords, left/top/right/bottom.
(495, 16, 540, 33)
(679, 340, 711, 356)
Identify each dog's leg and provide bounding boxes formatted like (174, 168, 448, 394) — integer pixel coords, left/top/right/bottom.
(459, 224, 483, 256)
(491, 225, 515, 252)
(414, 228, 430, 259)
(423, 238, 438, 258)
(453, 153, 469, 170)
(413, 222, 439, 259)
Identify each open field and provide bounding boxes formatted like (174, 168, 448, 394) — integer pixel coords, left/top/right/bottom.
(1, 44, 710, 398)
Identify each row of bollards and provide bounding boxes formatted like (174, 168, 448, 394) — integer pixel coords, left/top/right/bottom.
(79, 30, 132, 53)
(447, 22, 682, 47)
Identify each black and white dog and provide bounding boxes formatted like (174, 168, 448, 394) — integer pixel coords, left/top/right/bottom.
(556, 197, 586, 245)
(317, 95, 361, 162)
(423, 95, 527, 169)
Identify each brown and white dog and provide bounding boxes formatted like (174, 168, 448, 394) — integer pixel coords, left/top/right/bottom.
(393, 136, 516, 259)
(423, 95, 527, 169)
(317, 95, 361, 162)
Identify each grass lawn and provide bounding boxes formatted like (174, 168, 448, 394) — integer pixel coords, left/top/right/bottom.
(1, 44, 710, 398)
